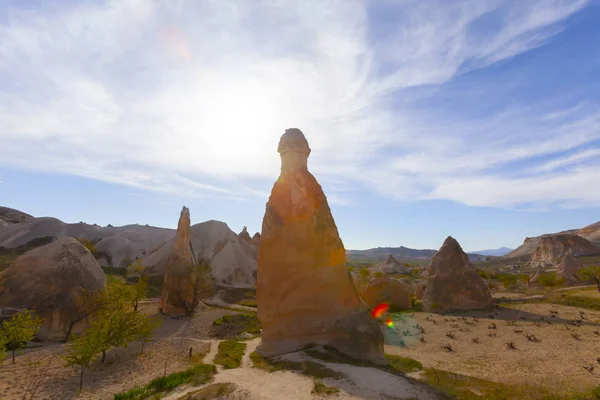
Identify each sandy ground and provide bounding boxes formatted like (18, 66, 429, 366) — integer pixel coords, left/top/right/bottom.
(385, 302, 600, 396)
(165, 338, 444, 400)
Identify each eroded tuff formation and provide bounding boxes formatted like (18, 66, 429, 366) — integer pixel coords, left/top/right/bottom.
(422, 236, 493, 313)
(251, 232, 261, 246)
(557, 252, 581, 285)
(361, 276, 412, 310)
(256, 128, 385, 363)
(160, 206, 196, 315)
(0, 237, 106, 340)
(239, 226, 252, 243)
(373, 254, 408, 275)
(530, 234, 598, 262)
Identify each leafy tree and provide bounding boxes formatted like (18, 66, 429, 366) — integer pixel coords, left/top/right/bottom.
(358, 268, 371, 278)
(373, 271, 384, 278)
(63, 288, 106, 342)
(76, 238, 97, 257)
(0, 329, 7, 361)
(536, 272, 563, 288)
(63, 328, 103, 394)
(185, 259, 214, 317)
(578, 265, 600, 292)
(1, 309, 43, 364)
(127, 260, 149, 312)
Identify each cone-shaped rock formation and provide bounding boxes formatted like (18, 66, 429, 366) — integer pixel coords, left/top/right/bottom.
(422, 236, 493, 312)
(160, 206, 196, 315)
(256, 128, 385, 363)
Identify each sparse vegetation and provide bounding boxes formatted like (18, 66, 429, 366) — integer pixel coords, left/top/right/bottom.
(211, 313, 261, 339)
(250, 351, 345, 379)
(442, 344, 454, 352)
(506, 341, 517, 350)
(311, 378, 339, 396)
(113, 364, 216, 400)
(179, 382, 237, 400)
(385, 354, 423, 373)
(213, 340, 246, 369)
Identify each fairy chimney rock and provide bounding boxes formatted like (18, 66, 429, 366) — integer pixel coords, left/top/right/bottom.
(422, 236, 493, 313)
(160, 206, 196, 315)
(256, 128, 385, 363)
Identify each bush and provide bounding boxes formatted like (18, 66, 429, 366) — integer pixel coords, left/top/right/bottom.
(213, 340, 247, 369)
(211, 314, 261, 339)
(536, 272, 563, 288)
(385, 354, 423, 373)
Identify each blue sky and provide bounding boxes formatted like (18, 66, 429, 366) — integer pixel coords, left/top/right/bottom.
(1, 0, 599, 252)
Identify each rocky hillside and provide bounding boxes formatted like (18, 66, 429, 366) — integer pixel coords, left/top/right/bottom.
(347, 246, 487, 262)
(506, 221, 600, 260)
(0, 207, 257, 287)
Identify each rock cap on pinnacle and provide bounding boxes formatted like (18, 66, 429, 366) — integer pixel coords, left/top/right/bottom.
(181, 206, 190, 216)
(277, 128, 311, 156)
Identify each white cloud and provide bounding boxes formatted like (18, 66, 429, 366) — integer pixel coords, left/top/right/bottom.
(0, 0, 596, 209)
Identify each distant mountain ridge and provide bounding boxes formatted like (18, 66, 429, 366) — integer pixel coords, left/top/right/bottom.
(346, 246, 488, 262)
(470, 247, 514, 257)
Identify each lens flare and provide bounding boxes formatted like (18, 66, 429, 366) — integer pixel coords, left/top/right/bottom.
(371, 303, 389, 319)
(386, 319, 395, 329)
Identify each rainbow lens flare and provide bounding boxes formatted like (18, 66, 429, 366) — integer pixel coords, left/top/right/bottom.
(371, 303, 390, 319)
(386, 319, 395, 329)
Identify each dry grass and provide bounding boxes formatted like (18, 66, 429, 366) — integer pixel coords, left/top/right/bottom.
(384, 302, 600, 398)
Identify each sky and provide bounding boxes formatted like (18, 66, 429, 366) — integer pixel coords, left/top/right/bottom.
(1, 0, 599, 252)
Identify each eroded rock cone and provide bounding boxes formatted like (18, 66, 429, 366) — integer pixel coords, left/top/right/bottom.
(251, 232, 261, 246)
(256, 128, 385, 363)
(557, 252, 581, 285)
(0, 237, 106, 341)
(422, 236, 493, 313)
(239, 226, 252, 243)
(160, 206, 196, 315)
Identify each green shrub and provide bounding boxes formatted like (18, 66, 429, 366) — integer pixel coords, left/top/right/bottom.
(385, 354, 423, 373)
(213, 340, 246, 369)
(312, 378, 339, 396)
(211, 314, 261, 339)
(359, 268, 371, 278)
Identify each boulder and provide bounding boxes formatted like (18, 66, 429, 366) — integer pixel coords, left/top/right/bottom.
(361, 276, 412, 310)
(256, 128, 384, 363)
(239, 226, 252, 243)
(422, 237, 493, 313)
(557, 252, 581, 285)
(0, 237, 106, 340)
(160, 206, 196, 315)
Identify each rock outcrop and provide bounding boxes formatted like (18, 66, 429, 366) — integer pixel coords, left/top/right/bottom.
(557, 252, 581, 285)
(0, 206, 34, 225)
(373, 254, 408, 274)
(160, 207, 196, 315)
(239, 226, 252, 243)
(415, 282, 427, 300)
(530, 234, 598, 261)
(0, 237, 106, 340)
(361, 276, 412, 310)
(143, 220, 257, 288)
(251, 232, 261, 246)
(256, 128, 385, 363)
(421, 237, 493, 313)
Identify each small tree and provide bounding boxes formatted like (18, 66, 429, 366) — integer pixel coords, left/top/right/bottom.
(127, 260, 149, 312)
(1, 309, 43, 363)
(63, 288, 106, 342)
(63, 329, 103, 394)
(578, 265, 600, 292)
(185, 258, 214, 317)
(0, 329, 7, 361)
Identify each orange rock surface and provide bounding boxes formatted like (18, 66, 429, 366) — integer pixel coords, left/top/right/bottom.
(256, 128, 384, 363)
(362, 276, 412, 310)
